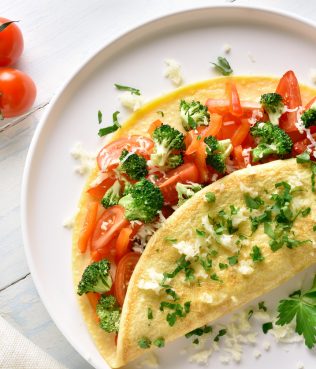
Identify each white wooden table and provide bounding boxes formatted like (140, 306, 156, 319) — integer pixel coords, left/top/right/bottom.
(1, 0, 316, 367)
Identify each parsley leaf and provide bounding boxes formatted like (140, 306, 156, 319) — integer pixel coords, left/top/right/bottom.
(276, 275, 316, 348)
(214, 328, 227, 342)
(228, 255, 238, 266)
(205, 192, 216, 203)
(211, 57, 233, 76)
(138, 337, 151, 349)
(244, 194, 264, 209)
(262, 322, 273, 334)
(153, 337, 165, 348)
(250, 245, 265, 263)
(98, 111, 121, 137)
(114, 83, 141, 95)
(258, 301, 267, 312)
(147, 307, 153, 320)
(185, 325, 212, 338)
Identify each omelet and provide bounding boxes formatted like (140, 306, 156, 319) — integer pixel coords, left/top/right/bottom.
(72, 76, 316, 368)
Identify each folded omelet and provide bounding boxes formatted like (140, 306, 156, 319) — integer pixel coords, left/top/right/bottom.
(72, 76, 316, 368)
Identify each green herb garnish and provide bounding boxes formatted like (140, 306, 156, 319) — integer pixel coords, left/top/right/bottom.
(98, 111, 121, 136)
(205, 192, 216, 203)
(138, 337, 151, 349)
(147, 307, 153, 320)
(153, 337, 165, 348)
(262, 322, 273, 334)
(244, 194, 264, 209)
(214, 328, 227, 342)
(211, 57, 233, 76)
(258, 301, 267, 312)
(228, 255, 238, 266)
(250, 245, 265, 263)
(114, 83, 141, 95)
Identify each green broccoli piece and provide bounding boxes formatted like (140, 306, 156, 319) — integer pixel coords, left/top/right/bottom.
(176, 182, 203, 205)
(150, 124, 185, 169)
(101, 180, 122, 208)
(118, 178, 164, 223)
(96, 295, 121, 333)
(204, 136, 233, 173)
(77, 259, 112, 296)
(260, 93, 284, 125)
(301, 108, 316, 128)
(250, 121, 293, 162)
(180, 100, 210, 131)
(119, 149, 148, 180)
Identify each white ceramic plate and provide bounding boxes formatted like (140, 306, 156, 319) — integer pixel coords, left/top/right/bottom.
(22, 6, 316, 369)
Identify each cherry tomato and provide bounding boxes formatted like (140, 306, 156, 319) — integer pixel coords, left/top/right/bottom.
(0, 18, 24, 67)
(0, 67, 36, 118)
(157, 162, 199, 204)
(87, 175, 116, 200)
(97, 136, 154, 172)
(114, 252, 140, 306)
(90, 205, 129, 260)
(276, 70, 302, 132)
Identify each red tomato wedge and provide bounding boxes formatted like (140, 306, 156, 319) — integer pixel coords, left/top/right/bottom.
(115, 252, 140, 306)
(276, 70, 302, 132)
(87, 175, 116, 200)
(157, 162, 199, 204)
(293, 133, 316, 155)
(0, 18, 24, 67)
(97, 136, 154, 172)
(194, 142, 209, 183)
(115, 227, 133, 262)
(206, 98, 261, 116)
(226, 80, 243, 117)
(185, 114, 223, 155)
(90, 205, 129, 260)
(231, 119, 250, 147)
(78, 202, 99, 253)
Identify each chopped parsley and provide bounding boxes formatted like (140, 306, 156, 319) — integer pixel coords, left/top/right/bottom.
(313, 225, 316, 232)
(302, 207, 311, 217)
(160, 301, 191, 327)
(211, 57, 233, 76)
(153, 337, 165, 348)
(157, 110, 164, 117)
(163, 255, 192, 281)
(244, 193, 264, 209)
(250, 245, 265, 263)
(165, 288, 179, 301)
(98, 111, 121, 137)
(205, 192, 216, 203)
(258, 301, 267, 312)
(185, 325, 212, 338)
(196, 229, 206, 237)
(165, 236, 177, 243)
(219, 263, 228, 270)
(214, 328, 227, 342)
(97, 110, 102, 124)
(228, 255, 238, 266)
(276, 275, 316, 348)
(147, 307, 153, 320)
(296, 154, 316, 192)
(262, 322, 273, 334)
(248, 309, 254, 320)
(138, 337, 151, 349)
(199, 254, 213, 272)
(210, 273, 222, 282)
(114, 83, 141, 95)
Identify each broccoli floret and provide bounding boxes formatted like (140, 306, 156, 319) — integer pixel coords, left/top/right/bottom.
(101, 180, 122, 208)
(118, 178, 164, 223)
(176, 182, 203, 206)
(96, 295, 121, 333)
(204, 136, 233, 173)
(77, 259, 112, 296)
(119, 149, 148, 180)
(250, 121, 293, 162)
(301, 108, 316, 128)
(180, 100, 210, 131)
(150, 124, 185, 169)
(260, 93, 284, 125)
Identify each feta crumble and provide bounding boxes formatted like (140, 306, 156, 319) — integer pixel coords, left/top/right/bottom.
(70, 142, 96, 175)
(119, 91, 144, 111)
(164, 58, 183, 86)
(172, 240, 201, 260)
(222, 43, 232, 54)
(137, 268, 164, 294)
(237, 260, 254, 275)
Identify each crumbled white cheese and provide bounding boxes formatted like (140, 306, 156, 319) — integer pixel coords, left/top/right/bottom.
(62, 215, 76, 229)
(172, 240, 201, 260)
(188, 347, 214, 365)
(211, 173, 219, 182)
(195, 267, 209, 280)
(310, 68, 316, 84)
(297, 361, 305, 369)
(70, 142, 95, 175)
(263, 341, 271, 351)
(200, 292, 227, 305)
(237, 260, 254, 275)
(239, 182, 259, 196)
(137, 268, 164, 294)
(270, 318, 303, 343)
(222, 43, 232, 54)
(218, 234, 237, 253)
(164, 58, 183, 86)
(253, 311, 271, 322)
(231, 295, 238, 305)
(253, 349, 261, 359)
(118, 91, 144, 111)
(218, 183, 225, 192)
(231, 207, 248, 228)
(219, 356, 230, 364)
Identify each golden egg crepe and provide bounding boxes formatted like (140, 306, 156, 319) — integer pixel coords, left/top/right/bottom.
(72, 76, 316, 368)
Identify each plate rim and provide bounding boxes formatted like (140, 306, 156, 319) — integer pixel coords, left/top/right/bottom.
(20, 4, 316, 368)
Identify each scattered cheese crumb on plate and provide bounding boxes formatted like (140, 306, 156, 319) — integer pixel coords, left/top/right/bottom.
(164, 58, 183, 86)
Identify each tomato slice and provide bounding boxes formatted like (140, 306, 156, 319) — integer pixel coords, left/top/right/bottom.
(293, 133, 316, 155)
(194, 142, 209, 183)
(226, 81, 243, 117)
(90, 205, 130, 260)
(276, 70, 302, 132)
(157, 162, 199, 204)
(206, 98, 261, 116)
(115, 252, 140, 306)
(97, 136, 154, 172)
(231, 119, 250, 147)
(221, 120, 239, 140)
